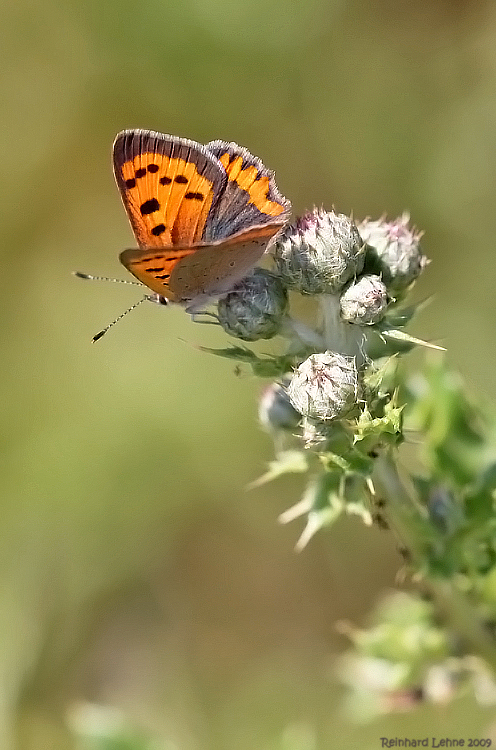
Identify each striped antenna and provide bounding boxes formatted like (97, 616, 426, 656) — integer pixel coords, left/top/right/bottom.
(73, 271, 142, 286)
(91, 297, 151, 342)
(73, 271, 168, 341)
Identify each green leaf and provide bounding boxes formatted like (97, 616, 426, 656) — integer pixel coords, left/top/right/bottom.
(200, 344, 259, 362)
(385, 297, 432, 328)
(200, 345, 296, 377)
(463, 463, 496, 524)
(379, 327, 445, 351)
(294, 472, 345, 550)
(362, 356, 398, 393)
(320, 451, 352, 472)
(406, 360, 489, 487)
(248, 450, 310, 488)
(354, 401, 404, 451)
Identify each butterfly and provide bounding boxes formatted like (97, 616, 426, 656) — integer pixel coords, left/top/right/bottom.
(113, 129, 291, 312)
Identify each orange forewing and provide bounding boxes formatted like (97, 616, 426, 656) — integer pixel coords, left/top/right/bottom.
(118, 153, 215, 248)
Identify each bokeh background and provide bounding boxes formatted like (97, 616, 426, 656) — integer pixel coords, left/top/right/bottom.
(2, 0, 496, 748)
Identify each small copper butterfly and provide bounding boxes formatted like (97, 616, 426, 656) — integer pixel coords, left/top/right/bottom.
(113, 129, 291, 311)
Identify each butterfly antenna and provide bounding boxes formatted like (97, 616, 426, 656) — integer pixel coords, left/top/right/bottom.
(73, 271, 142, 286)
(92, 297, 150, 342)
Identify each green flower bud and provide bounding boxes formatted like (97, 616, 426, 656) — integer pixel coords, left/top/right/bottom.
(272, 208, 365, 295)
(288, 351, 359, 421)
(359, 213, 428, 294)
(258, 380, 300, 433)
(340, 274, 388, 326)
(217, 268, 288, 341)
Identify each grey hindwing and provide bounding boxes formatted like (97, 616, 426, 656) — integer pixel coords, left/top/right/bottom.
(202, 140, 291, 242)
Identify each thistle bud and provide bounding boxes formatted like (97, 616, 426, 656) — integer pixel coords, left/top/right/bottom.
(340, 274, 388, 326)
(301, 416, 335, 446)
(217, 268, 288, 341)
(272, 209, 365, 295)
(258, 379, 300, 434)
(359, 213, 427, 294)
(287, 351, 359, 421)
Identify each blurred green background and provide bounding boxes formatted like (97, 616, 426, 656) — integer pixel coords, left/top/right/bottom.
(2, 0, 496, 747)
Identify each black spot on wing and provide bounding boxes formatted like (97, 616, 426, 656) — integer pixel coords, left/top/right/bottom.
(203, 139, 291, 242)
(140, 199, 160, 215)
(113, 130, 230, 232)
(151, 223, 166, 236)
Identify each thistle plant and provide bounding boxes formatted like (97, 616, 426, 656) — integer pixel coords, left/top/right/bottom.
(204, 208, 496, 721)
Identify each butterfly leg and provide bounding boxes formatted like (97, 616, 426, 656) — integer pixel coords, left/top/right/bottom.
(191, 312, 220, 325)
(185, 306, 220, 325)
(145, 294, 169, 306)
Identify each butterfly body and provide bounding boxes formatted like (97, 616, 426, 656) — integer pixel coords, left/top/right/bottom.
(113, 130, 291, 310)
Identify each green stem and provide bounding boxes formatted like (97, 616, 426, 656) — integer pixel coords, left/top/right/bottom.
(318, 294, 369, 364)
(374, 452, 496, 675)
